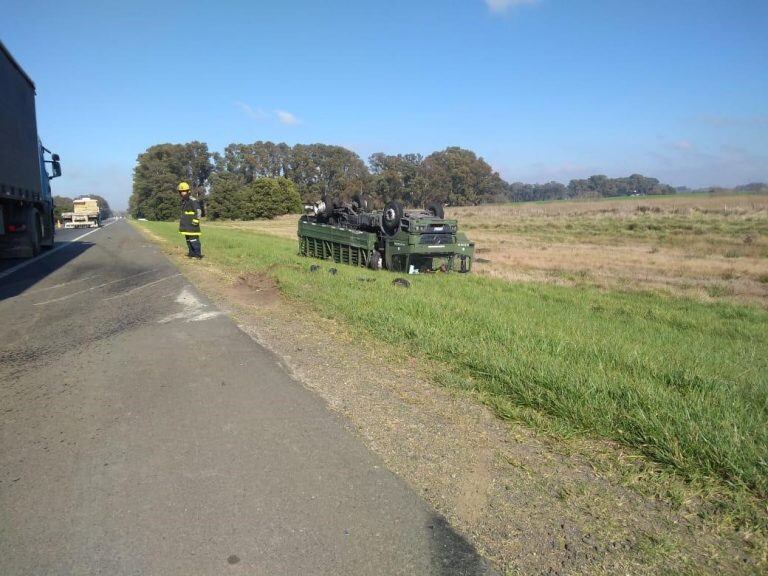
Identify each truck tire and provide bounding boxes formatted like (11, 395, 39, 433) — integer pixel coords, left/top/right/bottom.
(41, 212, 55, 249)
(368, 251, 382, 270)
(381, 201, 403, 236)
(426, 202, 445, 219)
(354, 193, 373, 212)
(26, 209, 41, 257)
(322, 195, 335, 213)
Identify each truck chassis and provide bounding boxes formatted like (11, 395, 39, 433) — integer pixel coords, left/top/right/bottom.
(62, 212, 100, 229)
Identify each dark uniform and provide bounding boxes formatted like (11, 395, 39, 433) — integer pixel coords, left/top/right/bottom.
(179, 196, 202, 258)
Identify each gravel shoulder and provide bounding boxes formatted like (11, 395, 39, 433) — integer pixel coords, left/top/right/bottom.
(140, 224, 765, 576)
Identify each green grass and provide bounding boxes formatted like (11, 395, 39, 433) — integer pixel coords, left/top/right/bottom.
(139, 221, 768, 505)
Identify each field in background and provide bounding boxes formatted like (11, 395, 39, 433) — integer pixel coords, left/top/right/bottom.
(455, 193, 768, 307)
(136, 218, 768, 527)
(213, 193, 768, 307)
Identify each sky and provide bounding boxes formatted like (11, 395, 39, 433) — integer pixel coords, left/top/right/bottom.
(3, 0, 767, 210)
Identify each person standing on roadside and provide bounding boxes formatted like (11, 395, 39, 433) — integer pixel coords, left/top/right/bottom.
(178, 182, 203, 258)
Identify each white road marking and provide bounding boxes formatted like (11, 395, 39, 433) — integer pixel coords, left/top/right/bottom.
(189, 311, 222, 322)
(159, 285, 223, 323)
(0, 221, 115, 281)
(102, 273, 181, 301)
(33, 268, 159, 306)
(25, 274, 100, 294)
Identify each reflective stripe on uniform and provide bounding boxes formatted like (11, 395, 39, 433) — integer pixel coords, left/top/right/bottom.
(184, 211, 196, 215)
(180, 232, 202, 236)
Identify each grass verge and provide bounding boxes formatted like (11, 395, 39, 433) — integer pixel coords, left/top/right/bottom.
(137, 220, 768, 523)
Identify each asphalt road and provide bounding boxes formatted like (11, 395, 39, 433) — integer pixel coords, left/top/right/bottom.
(0, 225, 96, 276)
(0, 221, 494, 575)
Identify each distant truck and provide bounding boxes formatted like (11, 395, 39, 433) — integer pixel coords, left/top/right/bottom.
(61, 197, 100, 229)
(0, 40, 61, 258)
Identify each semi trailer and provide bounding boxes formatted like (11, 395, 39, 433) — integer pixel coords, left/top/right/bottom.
(61, 197, 100, 229)
(0, 40, 61, 258)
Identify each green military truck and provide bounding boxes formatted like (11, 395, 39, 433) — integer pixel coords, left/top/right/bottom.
(298, 198, 475, 273)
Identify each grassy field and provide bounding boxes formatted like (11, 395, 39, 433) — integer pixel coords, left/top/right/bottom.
(137, 203, 768, 517)
(223, 193, 768, 307)
(456, 193, 768, 307)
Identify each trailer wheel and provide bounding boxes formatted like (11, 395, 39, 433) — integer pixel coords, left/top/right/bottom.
(381, 201, 403, 236)
(26, 209, 42, 257)
(368, 251, 382, 270)
(426, 202, 445, 219)
(42, 212, 55, 249)
(355, 193, 373, 212)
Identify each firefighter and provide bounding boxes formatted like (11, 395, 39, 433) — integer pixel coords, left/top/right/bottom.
(178, 182, 203, 258)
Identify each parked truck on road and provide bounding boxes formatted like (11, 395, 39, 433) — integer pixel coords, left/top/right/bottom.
(0, 40, 61, 258)
(61, 197, 100, 229)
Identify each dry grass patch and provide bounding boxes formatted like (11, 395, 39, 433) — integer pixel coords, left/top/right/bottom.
(449, 194, 768, 306)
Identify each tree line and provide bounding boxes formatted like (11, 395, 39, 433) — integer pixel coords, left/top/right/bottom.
(675, 182, 768, 195)
(507, 174, 676, 203)
(129, 140, 679, 221)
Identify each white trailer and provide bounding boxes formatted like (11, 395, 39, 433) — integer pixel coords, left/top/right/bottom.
(62, 197, 101, 229)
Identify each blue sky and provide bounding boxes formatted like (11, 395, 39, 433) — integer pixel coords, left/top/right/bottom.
(3, 0, 767, 210)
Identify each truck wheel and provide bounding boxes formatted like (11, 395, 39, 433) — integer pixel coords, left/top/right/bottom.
(42, 213, 55, 249)
(322, 195, 335, 213)
(26, 209, 42, 257)
(355, 193, 373, 212)
(426, 202, 445, 219)
(381, 201, 403, 236)
(368, 251, 382, 270)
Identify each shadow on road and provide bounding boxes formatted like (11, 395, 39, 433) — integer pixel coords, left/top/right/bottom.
(430, 513, 498, 575)
(0, 241, 94, 301)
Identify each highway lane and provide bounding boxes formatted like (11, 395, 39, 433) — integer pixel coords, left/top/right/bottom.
(0, 220, 494, 575)
(0, 220, 117, 277)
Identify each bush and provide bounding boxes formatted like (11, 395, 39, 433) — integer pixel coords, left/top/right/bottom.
(207, 176, 302, 220)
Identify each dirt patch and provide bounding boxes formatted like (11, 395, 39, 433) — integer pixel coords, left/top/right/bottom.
(453, 449, 492, 526)
(220, 272, 281, 307)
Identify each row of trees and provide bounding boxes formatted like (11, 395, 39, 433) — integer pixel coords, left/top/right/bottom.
(129, 140, 678, 221)
(506, 174, 676, 202)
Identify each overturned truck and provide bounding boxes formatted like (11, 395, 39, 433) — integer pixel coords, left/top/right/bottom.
(298, 197, 475, 273)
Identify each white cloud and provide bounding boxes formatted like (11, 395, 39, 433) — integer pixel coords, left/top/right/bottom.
(672, 139, 694, 152)
(235, 101, 268, 121)
(275, 110, 300, 125)
(485, 0, 539, 13)
(235, 103, 300, 126)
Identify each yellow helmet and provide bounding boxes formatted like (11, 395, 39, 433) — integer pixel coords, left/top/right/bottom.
(177, 182, 190, 192)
